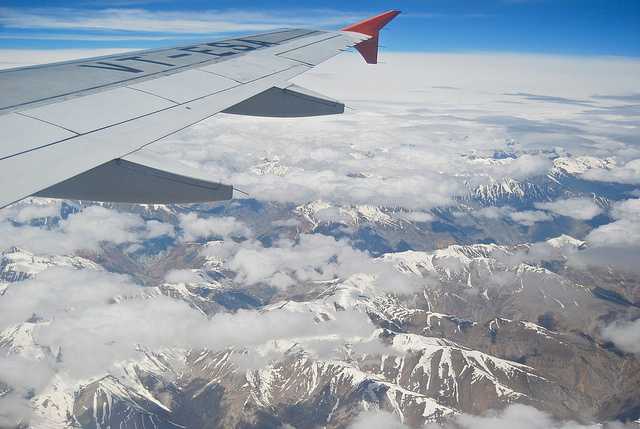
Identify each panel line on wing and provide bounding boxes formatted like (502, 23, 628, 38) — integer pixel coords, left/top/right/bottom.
(127, 87, 181, 105)
(0, 28, 301, 76)
(197, 69, 244, 84)
(0, 60, 214, 114)
(14, 112, 80, 136)
(199, 64, 306, 86)
(275, 34, 343, 56)
(0, 30, 325, 115)
(1, 65, 307, 162)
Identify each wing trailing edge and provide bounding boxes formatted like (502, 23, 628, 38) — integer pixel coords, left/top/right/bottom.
(342, 10, 401, 64)
(222, 83, 344, 118)
(35, 152, 232, 204)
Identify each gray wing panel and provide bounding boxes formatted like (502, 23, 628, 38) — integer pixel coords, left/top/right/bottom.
(0, 113, 76, 159)
(0, 29, 320, 114)
(0, 29, 364, 208)
(35, 155, 232, 204)
(0, 66, 307, 209)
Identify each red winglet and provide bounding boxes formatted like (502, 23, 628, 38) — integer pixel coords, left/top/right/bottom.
(342, 10, 401, 64)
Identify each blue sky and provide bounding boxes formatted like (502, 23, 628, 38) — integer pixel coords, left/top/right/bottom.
(0, 0, 638, 56)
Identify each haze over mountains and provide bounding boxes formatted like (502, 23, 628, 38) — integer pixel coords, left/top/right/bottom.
(0, 52, 639, 429)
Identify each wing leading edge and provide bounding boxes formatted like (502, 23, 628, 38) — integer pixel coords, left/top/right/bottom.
(0, 10, 401, 209)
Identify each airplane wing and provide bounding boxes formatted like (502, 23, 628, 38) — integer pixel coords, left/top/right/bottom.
(0, 10, 400, 209)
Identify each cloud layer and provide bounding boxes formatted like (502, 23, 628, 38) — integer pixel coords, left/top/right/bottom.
(0, 205, 175, 254)
(535, 198, 603, 220)
(352, 405, 628, 429)
(0, 7, 362, 34)
(200, 226, 419, 294)
(137, 53, 640, 210)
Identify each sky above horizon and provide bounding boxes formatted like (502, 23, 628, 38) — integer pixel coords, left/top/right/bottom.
(0, 0, 638, 56)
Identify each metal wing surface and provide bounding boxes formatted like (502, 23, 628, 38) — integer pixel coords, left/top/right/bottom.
(0, 10, 400, 208)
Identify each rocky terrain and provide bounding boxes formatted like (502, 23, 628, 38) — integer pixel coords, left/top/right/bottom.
(0, 154, 639, 429)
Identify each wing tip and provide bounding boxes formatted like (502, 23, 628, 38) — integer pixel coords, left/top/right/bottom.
(341, 10, 401, 37)
(342, 10, 401, 64)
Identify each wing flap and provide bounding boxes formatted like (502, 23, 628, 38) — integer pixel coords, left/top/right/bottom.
(223, 83, 344, 117)
(35, 151, 232, 204)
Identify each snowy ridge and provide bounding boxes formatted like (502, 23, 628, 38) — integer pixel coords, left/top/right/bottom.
(545, 234, 585, 249)
(30, 376, 77, 429)
(263, 274, 381, 319)
(552, 156, 615, 176)
(384, 237, 586, 282)
(0, 321, 49, 359)
(379, 331, 543, 407)
(243, 353, 456, 422)
(74, 375, 178, 429)
(295, 201, 402, 228)
(0, 247, 100, 285)
(382, 238, 609, 334)
(385, 244, 501, 281)
(466, 177, 549, 206)
(250, 156, 290, 177)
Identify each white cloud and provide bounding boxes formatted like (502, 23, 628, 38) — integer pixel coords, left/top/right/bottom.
(585, 220, 640, 249)
(474, 206, 514, 219)
(506, 155, 554, 179)
(492, 235, 583, 267)
(348, 410, 410, 429)
(315, 207, 356, 224)
(0, 204, 175, 254)
(164, 269, 202, 284)
(535, 198, 603, 220)
(602, 319, 640, 355)
(449, 404, 603, 429)
(585, 199, 640, 248)
(140, 52, 640, 210)
(567, 199, 640, 273)
(179, 214, 251, 242)
(144, 219, 176, 239)
(61, 205, 143, 244)
(354, 405, 626, 429)
(610, 198, 640, 220)
(0, 7, 361, 34)
(0, 355, 54, 427)
(467, 155, 553, 183)
(0, 268, 138, 329)
(0, 265, 374, 379)
(0, 200, 60, 223)
(402, 211, 434, 223)
(582, 159, 640, 185)
(202, 234, 418, 294)
(510, 210, 553, 226)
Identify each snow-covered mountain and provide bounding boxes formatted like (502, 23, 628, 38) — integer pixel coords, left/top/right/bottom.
(2, 236, 638, 428)
(0, 152, 638, 428)
(0, 247, 100, 293)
